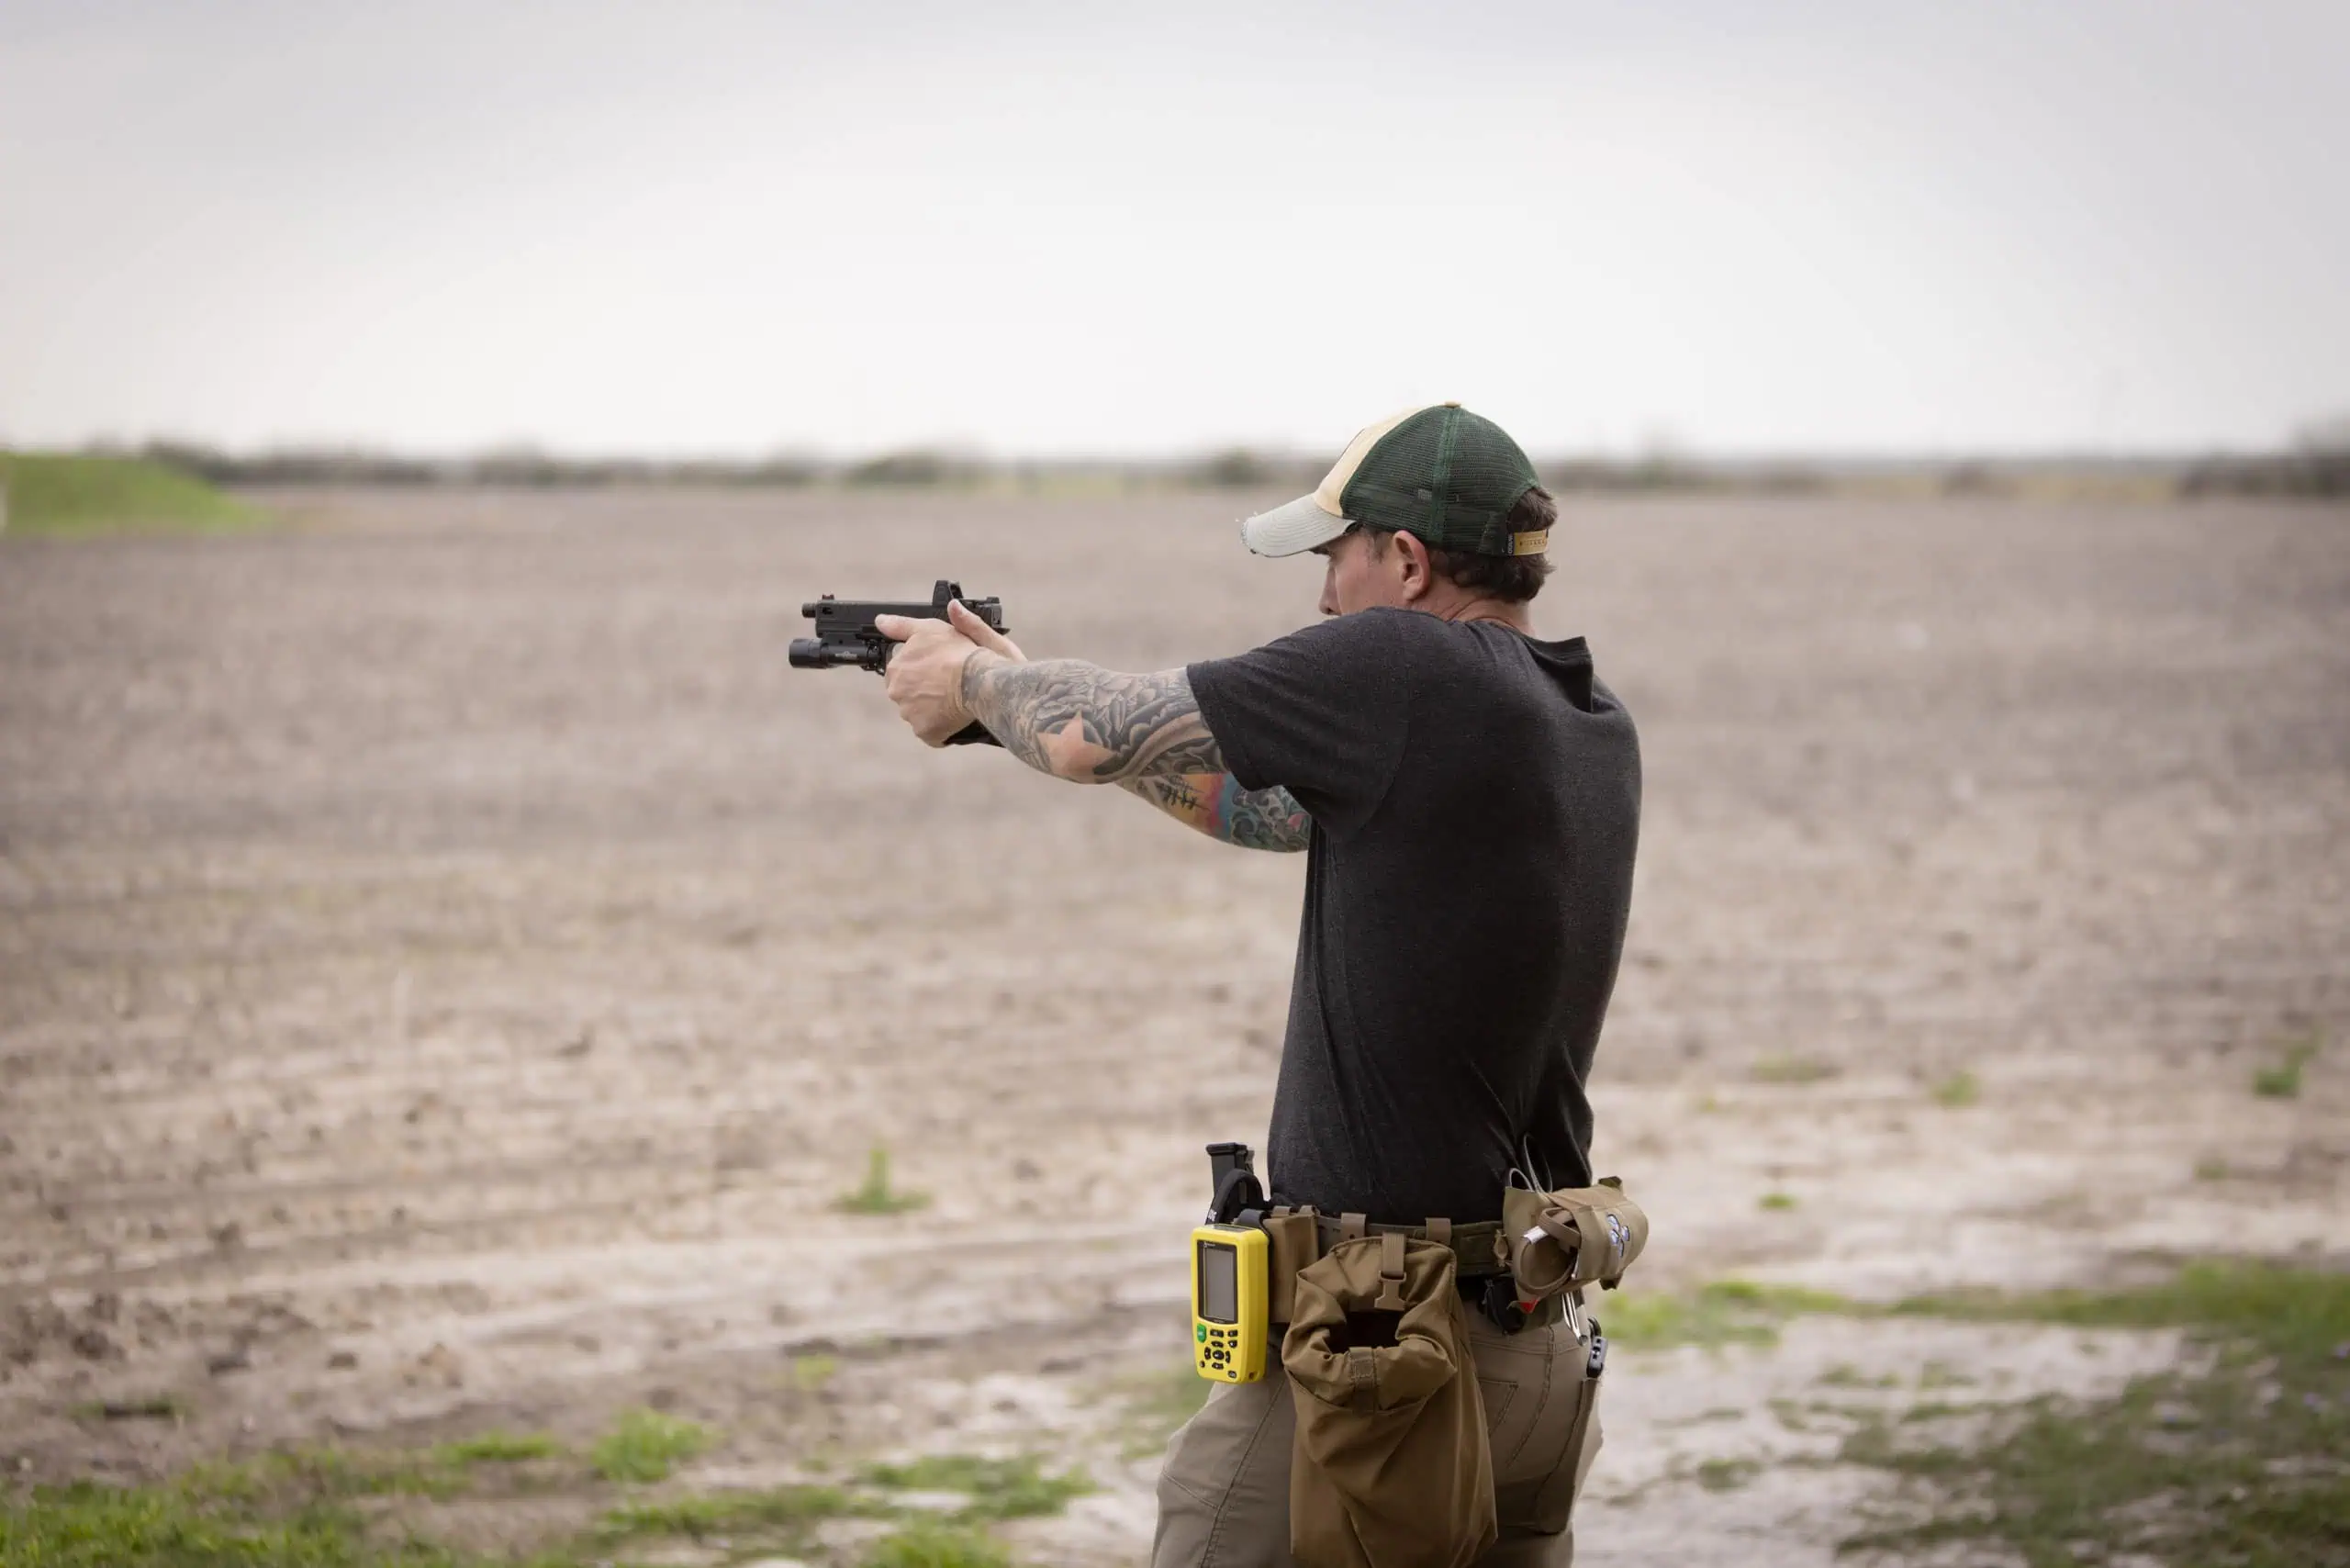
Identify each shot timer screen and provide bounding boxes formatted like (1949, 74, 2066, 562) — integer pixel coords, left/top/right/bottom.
(1199, 1240, 1238, 1323)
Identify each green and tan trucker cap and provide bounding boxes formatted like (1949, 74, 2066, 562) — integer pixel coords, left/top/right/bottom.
(1240, 403, 1548, 559)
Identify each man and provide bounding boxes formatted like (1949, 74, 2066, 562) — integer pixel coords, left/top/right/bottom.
(878, 403, 1640, 1567)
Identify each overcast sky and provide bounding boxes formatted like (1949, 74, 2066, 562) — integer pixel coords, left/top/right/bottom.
(2, 0, 2344, 458)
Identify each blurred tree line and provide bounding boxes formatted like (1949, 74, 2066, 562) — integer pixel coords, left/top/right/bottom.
(2177, 417, 2350, 498)
(11, 428, 2342, 499)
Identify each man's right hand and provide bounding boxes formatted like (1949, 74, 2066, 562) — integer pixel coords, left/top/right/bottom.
(875, 600, 1028, 746)
(944, 598, 1025, 664)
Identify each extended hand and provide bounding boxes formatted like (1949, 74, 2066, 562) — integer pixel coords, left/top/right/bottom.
(876, 599, 1027, 746)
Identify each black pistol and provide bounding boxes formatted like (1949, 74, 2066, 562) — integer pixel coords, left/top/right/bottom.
(789, 578, 1007, 747)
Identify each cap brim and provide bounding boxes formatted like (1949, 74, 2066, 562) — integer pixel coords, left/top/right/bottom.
(1239, 493, 1351, 557)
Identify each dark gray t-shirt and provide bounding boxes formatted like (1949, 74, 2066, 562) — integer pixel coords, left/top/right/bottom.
(1188, 607, 1639, 1223)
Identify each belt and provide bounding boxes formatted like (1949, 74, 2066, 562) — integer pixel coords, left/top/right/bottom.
(1303, 1211, 1509, 1280)
(1264, 1207, 1568, 1336)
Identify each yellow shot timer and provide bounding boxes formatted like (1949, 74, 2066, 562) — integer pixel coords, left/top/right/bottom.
(1190, 1223, 1269, 1383)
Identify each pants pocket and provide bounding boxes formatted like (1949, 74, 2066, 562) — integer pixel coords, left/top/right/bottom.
(1472, 1320, 1597, 1537)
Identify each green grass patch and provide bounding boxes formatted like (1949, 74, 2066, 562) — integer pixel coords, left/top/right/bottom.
(862, 1453, 1092, 1520)
(429, 1430, 564, 1467)
(1891, 1259, 2349, 1361)
(0, 1477, 381, 1568)
(863, 1518, 1013, 1568)
(789, 1351, 840, 1391)
(68, 1394, 186, 1422)
(1843, 1261, 2350, 1566)
(588, 1406, 712, 1484)
(1602, 1279, 1857, 1351)
(599, 1483, 856, 1543)
(836, 1147, 931, 1215)
(0, 452, 266, 538)
(0, 1436, 576, 1567)
(1929, 1070, 1980, 1108)
(1758, 1192, 1798, 1212)
(257, 1443, 469, 1500)
(588, 1454, 1085, 1561)
(1818, 1363, 1898, 1390)
(1916, 1360, 1974, 1391)
(1897, 1399, 1972, 1424)
(1695, 1456, 1761, 1492)
(2252, 1032, 2322, 1098)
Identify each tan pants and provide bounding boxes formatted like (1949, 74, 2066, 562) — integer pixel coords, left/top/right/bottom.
(1153, 1313, 1602, 1568)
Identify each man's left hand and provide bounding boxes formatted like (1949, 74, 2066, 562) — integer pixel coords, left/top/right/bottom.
(877, 599, 1025, 746)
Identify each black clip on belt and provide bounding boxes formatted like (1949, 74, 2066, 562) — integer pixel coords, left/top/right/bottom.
(1477, 1275, 1529, 1334)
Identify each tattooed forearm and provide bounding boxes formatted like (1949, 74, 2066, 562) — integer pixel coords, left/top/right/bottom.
(1122, 774, 1212, 821)
(960, 655, 1225, 783)
(956, 651, 1309, 846)
(1121, 774, 1313, 851)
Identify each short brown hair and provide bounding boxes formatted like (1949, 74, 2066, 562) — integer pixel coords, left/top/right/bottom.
(1356, 486, 1555, 604)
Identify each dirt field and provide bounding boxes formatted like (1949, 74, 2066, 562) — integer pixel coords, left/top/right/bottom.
(3, 487, 2345, 1564)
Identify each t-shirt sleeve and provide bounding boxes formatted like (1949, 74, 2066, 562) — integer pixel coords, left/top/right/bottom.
(1185, 610, 1419, 834)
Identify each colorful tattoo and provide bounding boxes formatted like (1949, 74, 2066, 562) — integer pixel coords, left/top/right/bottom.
(1121, 772, 1312, 852)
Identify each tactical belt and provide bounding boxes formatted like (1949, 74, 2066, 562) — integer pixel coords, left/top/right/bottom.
(1266, 1205, 1550, 1327)
(1215, 1148, 1641, 1350)
(1306, 1211, 1509, 1279)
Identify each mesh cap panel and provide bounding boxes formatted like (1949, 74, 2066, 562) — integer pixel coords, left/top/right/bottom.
(1337, 406, 1541, 556)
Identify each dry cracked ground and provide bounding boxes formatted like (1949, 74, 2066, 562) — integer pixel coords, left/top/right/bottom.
(2, 488, 2345, 1564)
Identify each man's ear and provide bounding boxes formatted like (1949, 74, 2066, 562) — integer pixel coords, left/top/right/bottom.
(1392, 530, 1436, 601)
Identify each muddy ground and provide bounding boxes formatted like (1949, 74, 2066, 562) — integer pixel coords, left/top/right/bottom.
(2, 487, 2344, 1564)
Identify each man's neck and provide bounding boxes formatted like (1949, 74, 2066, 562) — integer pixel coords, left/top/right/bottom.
(1413, 585, 1534, 633)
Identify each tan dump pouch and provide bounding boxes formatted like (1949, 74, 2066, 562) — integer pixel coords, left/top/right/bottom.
(1281, 1232, 1499, 1568)
(1501, 1176, 1650, 1303)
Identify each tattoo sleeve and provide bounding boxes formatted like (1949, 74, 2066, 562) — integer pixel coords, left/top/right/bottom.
(1120, 774, 1314, 851)
(958, 656, 1225, 783)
